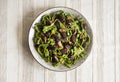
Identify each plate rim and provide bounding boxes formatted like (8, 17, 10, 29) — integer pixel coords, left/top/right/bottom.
(28, 6, 93, 72)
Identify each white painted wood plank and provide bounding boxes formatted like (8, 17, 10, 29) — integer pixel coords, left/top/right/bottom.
(77, 56, 92, 82)
(17, 0, 23, 81)
(43, 1, 57, 82)
(65, 1, 81, 82)
(7, 0, 20, 82)
(21, 0, 35, 82)
(33, 61, 45, 82)
(44, 0, 55, 8)
(67, 69, 76, 82)
(33, 1, 45, 82)
(66, 1, 81, 82)
(70, 0, 81, 12)
(0, 0, 7, 82)
(44, 1, 67, 82)
(92, 0, 99, 82)
(55, 0, 66, 6)
(76, 0, 93, 82)
(33, 0, 46, 18)
(54, 71, 66, 82)
(92, 0, 104, 82)
(103, 0, 115, 82)
(115, 0, 120, 82)
(0, 0, 119, 82)
(65, 0, 72, 8)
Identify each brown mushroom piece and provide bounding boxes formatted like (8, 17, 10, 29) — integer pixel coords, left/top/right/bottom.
(80, 33, 84, 39)
(53, 34, 61, 42)
(73, 28, 77, 35)
(34, 44, 39, 49)
(70, 55, 74, 60)
(59, 29, 67, 39)
(65, 44, 71, 50)
(47, 45, 55, 51)
(61, 32, 67, 39)
(61, 48, 68, 54)
(46, 21, 51, 25)
(52, 55, 59, 63)
(38, 24, 44, 30)
(44, 36, 47, 43)
(45, 31, 51, 37)
(59, 29, 66, 32)
(71, 34, 76, 43)
(66, 19, 72, 25)
(58, 41, 63, 48)
(53, 34, 63, 48)
(55, 21, 60, 29)
(56, 14, 65, 22)
(82, 42, 86, 48)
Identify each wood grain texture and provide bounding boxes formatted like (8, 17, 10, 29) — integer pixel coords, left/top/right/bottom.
(92, 0, 103, 82)
(103, 0, 115, 82)
(77, 0, 93, 82)
(115, 0, 120, 82)
(0, 0, 7, 82)
(0, 0, 119, 82)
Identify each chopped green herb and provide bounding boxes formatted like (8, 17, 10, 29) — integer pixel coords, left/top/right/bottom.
(33, 10, 90, 68)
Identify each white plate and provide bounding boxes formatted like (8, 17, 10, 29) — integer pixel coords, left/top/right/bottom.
(28, 7, 93, 71)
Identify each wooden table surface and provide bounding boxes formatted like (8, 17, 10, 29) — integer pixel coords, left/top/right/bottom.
(0, 0, 120, 82)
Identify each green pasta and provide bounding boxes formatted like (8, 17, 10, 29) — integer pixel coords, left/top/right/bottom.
(33, 10, 90, 68)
